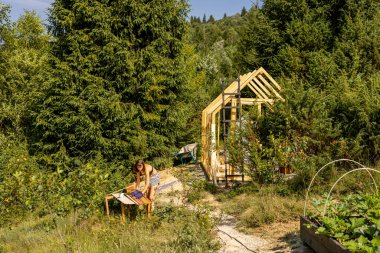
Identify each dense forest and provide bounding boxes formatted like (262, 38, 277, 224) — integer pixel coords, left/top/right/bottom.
(0, 0, 379, 246)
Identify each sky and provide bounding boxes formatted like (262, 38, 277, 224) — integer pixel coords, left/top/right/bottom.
(1, 0, 260, 22)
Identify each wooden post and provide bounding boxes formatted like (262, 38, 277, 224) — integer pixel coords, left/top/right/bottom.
(217, 111, 220, 155)
(121, 203, 126, 223)
(105, 196, 110, 218)
(231, 98, 237, 130)
(210, 112, 217, 175)
(146, 203, 152, 218)
(257, 103, 262, 117)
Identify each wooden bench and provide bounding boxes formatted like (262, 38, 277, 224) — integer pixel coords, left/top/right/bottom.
(105, 184, 152, 222)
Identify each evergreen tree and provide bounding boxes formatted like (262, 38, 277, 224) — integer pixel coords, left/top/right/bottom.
(202, 14, 207, 23)
(234, 0, 380, 163)
(35, 0, 191, 168)
(241, 6, 247, 16)
(208, 15, 215, 23)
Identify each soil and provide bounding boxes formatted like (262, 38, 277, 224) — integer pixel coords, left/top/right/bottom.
(156, 165, 314, 253)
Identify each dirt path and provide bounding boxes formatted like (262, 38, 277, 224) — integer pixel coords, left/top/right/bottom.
(156, 165, 313, 253)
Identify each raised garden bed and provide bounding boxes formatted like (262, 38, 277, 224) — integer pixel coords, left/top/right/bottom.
(300, 216, 351, 253)
(302, 192, 380, 252)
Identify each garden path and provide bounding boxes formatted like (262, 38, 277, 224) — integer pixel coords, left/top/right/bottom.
(156, 164, 313, 253)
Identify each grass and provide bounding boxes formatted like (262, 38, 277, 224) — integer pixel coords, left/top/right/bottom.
(0, 203, 219, 253)
(218, 184, 304, 229)
(216, 165, 380, 231)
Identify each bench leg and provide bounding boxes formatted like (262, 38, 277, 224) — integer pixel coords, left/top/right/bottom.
(105, 197, 110, 218)
(146, 203, 152, 218)
(121, 203, 126, 223)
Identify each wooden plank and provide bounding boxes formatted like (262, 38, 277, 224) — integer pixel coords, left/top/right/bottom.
(252, 77, 272, 97)
(247, 82, 264, 99)
(249, 81, 269, 99)
(230, 98, 237, 130)
(260, 67, 282, 91)
(105, 196, 111, 217)
(138, 196, 151, 205)
(112, 192, 138, 205)
(258, 74, 284, 101)
(247, 83, 274, 109)
(201, 110, 208, 171)
(146, 203, 152, 218)
(211, 111, 217, 173)
(121, 203, 126, 223)
(217, 111, 220, 151)
(204, 70, 258, 115)
(240, 98, 274, 105)
(300, 216, 351, 253)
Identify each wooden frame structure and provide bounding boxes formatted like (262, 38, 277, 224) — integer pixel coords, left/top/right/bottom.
(201, 67, 283, 182)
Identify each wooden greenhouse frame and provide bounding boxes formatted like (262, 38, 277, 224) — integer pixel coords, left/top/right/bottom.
(201, 67, 284, 182)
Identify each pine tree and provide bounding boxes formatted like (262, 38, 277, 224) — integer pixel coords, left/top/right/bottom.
(208, 15, 215, 23)
(241, 6, 247, 16)
(34, 0, 191, 168)
(202, 14, 207, 23)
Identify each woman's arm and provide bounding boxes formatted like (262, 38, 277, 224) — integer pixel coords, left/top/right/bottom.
(141, 166, 151, 194)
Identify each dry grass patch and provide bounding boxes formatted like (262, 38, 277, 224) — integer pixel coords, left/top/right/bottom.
(221, 188, 303, 229)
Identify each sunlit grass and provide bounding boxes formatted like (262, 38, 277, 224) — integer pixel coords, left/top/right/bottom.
(220, 186, 304, 229)
(0, 204, 219, 253)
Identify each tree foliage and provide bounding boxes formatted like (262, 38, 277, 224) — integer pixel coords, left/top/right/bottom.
(0, 10, 49, 137)
(33, 0, 192, 168)
(230, 0, 380, 181)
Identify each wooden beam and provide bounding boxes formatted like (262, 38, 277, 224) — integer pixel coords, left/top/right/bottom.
(260, 68, 282, 91)
(240, 98, 274, 104)
(249, 81, 269, 100)
(258, 74, 284, 101)
(257, 103, 262, 117)
(230, 98, 237, 130)
(203, 70, 259, 115)
(210, 112, 218, 180)
(247, 82, 264, 99)
(253, 77, 272, 98)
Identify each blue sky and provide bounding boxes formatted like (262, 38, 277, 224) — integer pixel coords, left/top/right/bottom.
(1, 0, 259, 22)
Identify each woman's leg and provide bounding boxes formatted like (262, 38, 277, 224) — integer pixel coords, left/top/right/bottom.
(148, 185, 158, 212)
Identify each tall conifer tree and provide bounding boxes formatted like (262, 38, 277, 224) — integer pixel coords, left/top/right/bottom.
(35, 0, 190, 168)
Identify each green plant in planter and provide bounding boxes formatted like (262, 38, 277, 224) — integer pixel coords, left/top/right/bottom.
(308, 193, 380, 252)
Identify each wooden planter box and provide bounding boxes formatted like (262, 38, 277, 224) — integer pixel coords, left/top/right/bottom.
(300, 216, 351, 253)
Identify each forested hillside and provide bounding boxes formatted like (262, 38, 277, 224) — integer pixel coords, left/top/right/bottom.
(190, 0, 379, 184)
(0, 0, 379, 251)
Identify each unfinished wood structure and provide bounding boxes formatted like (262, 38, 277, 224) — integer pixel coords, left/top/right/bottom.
(201, 67, 283, 182)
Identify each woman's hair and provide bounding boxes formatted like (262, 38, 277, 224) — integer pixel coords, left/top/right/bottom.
(133, 159, 145, 173)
